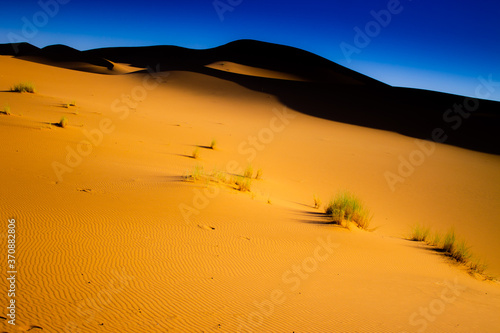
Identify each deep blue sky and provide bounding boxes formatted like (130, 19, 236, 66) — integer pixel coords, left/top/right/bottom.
(1, 0, 499, 101)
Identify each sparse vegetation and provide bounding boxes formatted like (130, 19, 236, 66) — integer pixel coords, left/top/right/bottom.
(255, 168, 263, 180)
(313, 194, 321, 209)
(184, 165, 255, 193)
(1, 104, 11, 115)
(469, 258, 488, 275)
(191, 164, 204, 181)
(11, 82, 36, 93)
(58, 116, 68, 128)
(325, 191, 371, 230)
(192, 147, 200, 159)
(210, 138, 217, 150)
(409, 224, 490, 277)
(442, 228, 456, 253)
(430, 231, 442, 247)
(410, 224, 430, 242)
(243, 165, 253, 179)
(234, 176, 252, 192)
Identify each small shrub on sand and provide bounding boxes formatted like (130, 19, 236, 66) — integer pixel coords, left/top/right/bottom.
(410, 224, 431, 242)
(313, 194, 322, 209)
(430, 231, 442, 247)
(442, 229, 456, 253)
(408, 225, 490, 277)
(243, 165, 253, 179)
(255, 168, 263, 180)
(235, 176, 251, 192)
(185, 166, 253, 193)
(11, 82, 36, 93)
(58, 116, 68, 128)
(451, 239, 471, 263)
(325, 191, 371, 229)
(192, 164, 204, 181)
(1, 104, 11, 115)
(468, 259, 487, 275)
(210, 138, 217, 150)
(211, 168, 227, 183)
(192, 147, 200, 159)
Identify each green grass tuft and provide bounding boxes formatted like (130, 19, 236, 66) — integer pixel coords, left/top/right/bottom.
(442, 229, 456, 253)
(325, 191, 371, 229)
(210, 138, 217, 150)
(313, 194, 322, 209)
(234, 176, 252, 192)
(11, 82, 36, 93)
(2, 104, 11, 115)
(430, 231, 442, 247)
(191, 164, 204, 181)
(192, 147, 200, 159)
(58, 116, 68, 128)
(410, 224, 431, 242)
(407, 225, 490, 278)
(451, 239, 471, 263)
(243, 165, 253, 179)
(468, 258, 487, 275)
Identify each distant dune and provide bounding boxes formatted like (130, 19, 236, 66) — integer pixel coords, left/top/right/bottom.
(0, 40, 499, 332)
(2, 40, 499, 154)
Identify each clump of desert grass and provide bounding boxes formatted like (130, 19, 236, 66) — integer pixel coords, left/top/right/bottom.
(409, 224, 490, 278)
(210, 138, 217, 150)
(313, 194, 322, 209)
(58, 116, 68, 128)
(11, 82, 36, 93)
(1, 104, 11, 115)
(192, 147, 200, 159)
(243, 165, 253, 179)
(234, 176, 251, 192)
(184, 165, 257, 193)
(409, 224, 430, 242)
(325, 191, 371, 230)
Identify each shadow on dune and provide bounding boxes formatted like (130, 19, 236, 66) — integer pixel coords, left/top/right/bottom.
(2, 40, 499, 154)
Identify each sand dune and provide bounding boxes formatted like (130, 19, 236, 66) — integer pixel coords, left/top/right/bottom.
(0, 40, 499, 332)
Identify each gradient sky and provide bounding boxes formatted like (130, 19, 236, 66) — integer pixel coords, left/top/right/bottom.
(1, 0, 499, 101)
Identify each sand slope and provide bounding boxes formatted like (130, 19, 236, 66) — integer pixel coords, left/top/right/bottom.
(0, 53, 499, 332)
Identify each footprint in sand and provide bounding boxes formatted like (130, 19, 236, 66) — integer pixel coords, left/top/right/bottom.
(198, 224, 215, 230)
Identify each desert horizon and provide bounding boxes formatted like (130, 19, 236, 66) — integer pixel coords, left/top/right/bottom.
(1, 36, 499, 332)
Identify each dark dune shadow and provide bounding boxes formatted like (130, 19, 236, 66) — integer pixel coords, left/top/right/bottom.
(288, 207, 340, 226)
(171, 153, 196, 159)
(3, 40, 499, 154)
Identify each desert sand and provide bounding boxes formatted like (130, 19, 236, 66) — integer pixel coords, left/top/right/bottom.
(0, 41, 499, 332)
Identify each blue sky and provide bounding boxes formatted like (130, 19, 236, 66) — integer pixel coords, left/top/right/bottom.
(1, 0, 499, 101)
